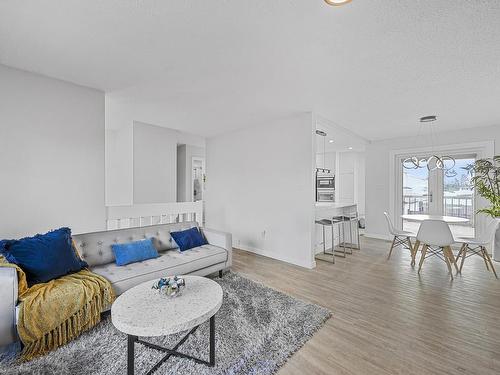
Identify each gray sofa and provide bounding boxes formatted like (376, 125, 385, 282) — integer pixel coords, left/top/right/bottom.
(0, 221, 232, 347)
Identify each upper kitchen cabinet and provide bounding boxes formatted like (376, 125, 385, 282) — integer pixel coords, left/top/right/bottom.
(314, 116, 368, 215)
(337, 151, 365, 205)
(316, 151, 336, 174)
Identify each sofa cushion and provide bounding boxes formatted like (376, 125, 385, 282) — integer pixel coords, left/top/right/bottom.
(0, 228, 88, 286)
(170, 227, 208, 252)
(111, 238, 159, 266)
(91, 244, 227, 295)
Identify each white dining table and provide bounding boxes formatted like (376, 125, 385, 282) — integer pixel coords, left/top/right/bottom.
(401, 214, 469, 224)
(401, 214, 469, 266)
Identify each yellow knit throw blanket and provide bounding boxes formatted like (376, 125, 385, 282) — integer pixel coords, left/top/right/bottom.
(0, 256, 115, 360)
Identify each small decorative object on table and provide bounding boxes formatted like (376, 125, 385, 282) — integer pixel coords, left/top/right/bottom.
(152, 276, 186, 297)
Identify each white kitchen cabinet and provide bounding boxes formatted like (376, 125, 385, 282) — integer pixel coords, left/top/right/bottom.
(316, 152, 336, 173)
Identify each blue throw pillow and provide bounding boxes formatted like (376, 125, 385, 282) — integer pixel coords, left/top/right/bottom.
(111, 238, 159, 266)
(0, 227, 88, 286)
(170, 227, 208, 252)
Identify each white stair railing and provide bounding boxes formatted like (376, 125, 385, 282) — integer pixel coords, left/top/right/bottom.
(106, 201, 203, 230)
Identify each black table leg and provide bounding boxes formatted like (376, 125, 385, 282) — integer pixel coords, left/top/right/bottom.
(209, 315, 215, 366)
(126, 315, 216, 374)
(128, 335, 137, 375)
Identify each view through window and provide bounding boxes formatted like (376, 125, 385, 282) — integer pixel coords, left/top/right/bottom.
(402, 155, 475, 237)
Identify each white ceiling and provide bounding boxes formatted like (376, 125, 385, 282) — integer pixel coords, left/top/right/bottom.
(1, 1, 500, 140)
(316, 117, 367, 153)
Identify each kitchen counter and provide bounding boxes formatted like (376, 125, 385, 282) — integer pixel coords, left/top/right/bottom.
(315, 202, 357, 218)
(314, 201, 358, 254)
(315, 201, 356, 210)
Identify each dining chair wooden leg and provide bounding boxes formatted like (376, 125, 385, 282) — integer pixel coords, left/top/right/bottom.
(411, 240, 420, 266)
(442, 247, 454, 280)
(483, 248, 498, 279)
(418, 244, 428, 274)
(444, 246, 459, 273)
(459, 245, 467, 273)
(452, 250, 459, 273)
(406, 236, 413, 257)
(480, 246, 490, 271)
(455, 243, 466, 264)
(387, 236, 397, 260)
(443, 246, 452, 267)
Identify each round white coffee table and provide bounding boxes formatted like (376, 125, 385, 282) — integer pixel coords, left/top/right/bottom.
(111, 275, 223, 375)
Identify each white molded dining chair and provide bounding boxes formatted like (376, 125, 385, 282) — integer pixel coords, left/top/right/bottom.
(416, 220, 458, 280)
(455, 220, 498, 279)
(383, 212, 416, 260)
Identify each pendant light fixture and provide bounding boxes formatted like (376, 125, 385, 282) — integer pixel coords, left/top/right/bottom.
(324, 0, 353, 6)
(316, 130, 331, 174)
(402, 116, 457, 177)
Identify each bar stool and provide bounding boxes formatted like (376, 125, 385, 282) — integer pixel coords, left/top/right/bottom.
(332, 211, 361, 253)
(315, 218, 347, 263)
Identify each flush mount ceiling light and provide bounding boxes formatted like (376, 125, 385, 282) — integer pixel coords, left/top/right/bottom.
(329, 139, 334, 143)
(324, 0, 353, 6)
(420, 115, 437, 123)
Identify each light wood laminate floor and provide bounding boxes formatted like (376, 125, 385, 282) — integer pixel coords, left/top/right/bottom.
(231, 237, 500, 375)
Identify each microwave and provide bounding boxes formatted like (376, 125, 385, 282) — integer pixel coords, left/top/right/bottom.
(317, 176, 335, 189)
(317, 189, 335, 202)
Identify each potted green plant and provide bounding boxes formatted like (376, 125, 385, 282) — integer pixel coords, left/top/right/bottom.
(465, 156, 500, 261)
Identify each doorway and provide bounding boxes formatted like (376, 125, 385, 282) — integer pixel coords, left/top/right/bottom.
(191, 157, 205, 202)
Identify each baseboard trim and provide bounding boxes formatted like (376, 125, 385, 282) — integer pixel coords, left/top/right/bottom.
(233, 244, 315, 269)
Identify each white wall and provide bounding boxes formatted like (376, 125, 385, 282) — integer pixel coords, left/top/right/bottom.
(105, 108, 205, 205)
(0, 65, 105, 238)
(205, 113, 316, 268)
(365, 124, 500, 239)
(105, 126, 133, 206)
(133, 122, 178, 204)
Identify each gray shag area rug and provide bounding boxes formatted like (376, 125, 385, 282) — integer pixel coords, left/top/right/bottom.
(0, 272, 330, 375)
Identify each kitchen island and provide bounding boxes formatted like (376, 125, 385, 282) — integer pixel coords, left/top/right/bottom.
(315, 202, 358, 254)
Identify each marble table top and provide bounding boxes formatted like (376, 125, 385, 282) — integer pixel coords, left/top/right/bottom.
(111, 275, 223, 337)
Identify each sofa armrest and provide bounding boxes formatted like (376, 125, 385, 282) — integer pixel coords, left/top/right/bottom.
(0, 267, 18, 346)
(201, 228, 232, 268)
